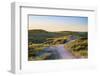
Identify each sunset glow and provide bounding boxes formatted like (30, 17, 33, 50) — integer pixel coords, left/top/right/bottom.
(29, 15, 88, 32)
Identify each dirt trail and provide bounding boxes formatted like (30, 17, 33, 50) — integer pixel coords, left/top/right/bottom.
(55, 45, 75, 59)
(47, 45, 75, 59)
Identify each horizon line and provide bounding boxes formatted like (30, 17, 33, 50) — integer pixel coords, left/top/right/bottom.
(28, 29, 88, 32)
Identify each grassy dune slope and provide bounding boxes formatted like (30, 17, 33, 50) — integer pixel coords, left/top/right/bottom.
(64, 38, 88, 58)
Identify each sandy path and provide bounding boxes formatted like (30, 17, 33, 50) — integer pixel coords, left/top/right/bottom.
(55, 45, 75, 59)
(46, 45, 75, 59)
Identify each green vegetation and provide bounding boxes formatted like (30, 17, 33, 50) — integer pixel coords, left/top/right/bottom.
(28, 29, 87, 44)
(28, 29, 88, 60)
(64, 38, 88, 58)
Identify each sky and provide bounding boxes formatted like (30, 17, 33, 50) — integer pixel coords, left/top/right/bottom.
(29, 15, 88, 32)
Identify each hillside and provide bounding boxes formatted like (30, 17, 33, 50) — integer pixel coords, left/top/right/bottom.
(28, 29, 87, 44)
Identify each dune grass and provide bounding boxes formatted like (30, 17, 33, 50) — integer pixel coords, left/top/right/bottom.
(64, 38, 88, 58)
